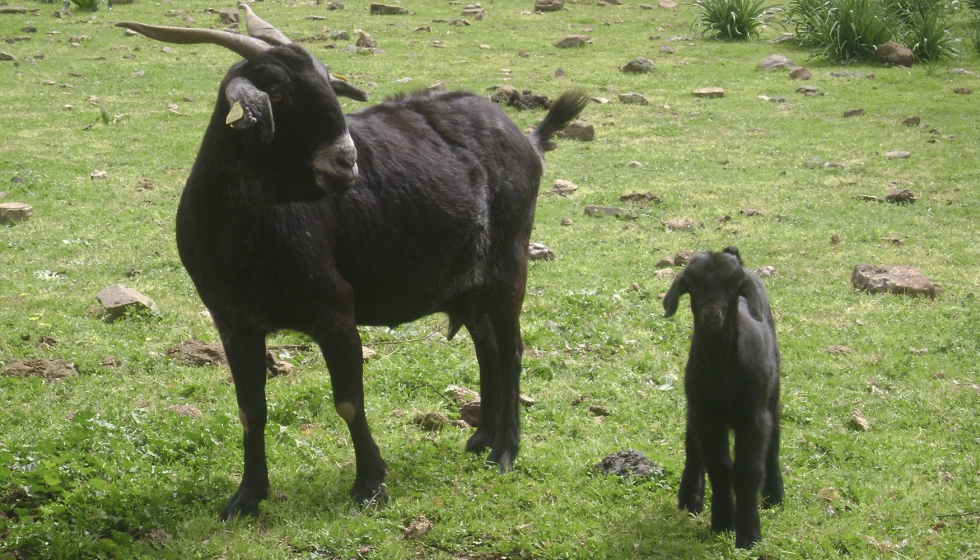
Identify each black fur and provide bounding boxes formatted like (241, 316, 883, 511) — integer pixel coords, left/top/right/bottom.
(663, 247, 784, 549)
(174, 42, 588, 519)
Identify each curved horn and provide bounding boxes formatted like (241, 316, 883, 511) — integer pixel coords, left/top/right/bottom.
(238, 3, 292, 46)
(115, 21, 271, 60)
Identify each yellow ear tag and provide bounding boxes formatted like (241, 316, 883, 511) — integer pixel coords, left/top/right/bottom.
(331, 73, 350, 83)
(226, 101, 244, 125)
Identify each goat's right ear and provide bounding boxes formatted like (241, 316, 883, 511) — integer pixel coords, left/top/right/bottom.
(224, 77, 275, 142)
(663, 270, 688, 318)
(330, 74, 369, 102)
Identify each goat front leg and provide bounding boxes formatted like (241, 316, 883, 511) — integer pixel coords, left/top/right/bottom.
(218, 327, 270, 520)
(732, 415, 771, 549)
(761, 395, 784, 508)
(678, 424, 705, 514)
(316, 318, 387, 504)
(697, 422, 735, 534)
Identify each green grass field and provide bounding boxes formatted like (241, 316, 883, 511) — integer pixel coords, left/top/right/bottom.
(1, 0, 979, 557)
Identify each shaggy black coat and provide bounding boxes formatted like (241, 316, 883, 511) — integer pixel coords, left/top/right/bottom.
(663, 247, 784, 549)
(174, 43, 588, 519)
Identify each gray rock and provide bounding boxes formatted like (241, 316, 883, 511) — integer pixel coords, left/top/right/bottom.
(555, 121, 594, 141)
(885, 150, 911, 159)
(555, 34, 589, 48)
(693, 87, 724, 98)
(329, 30, 350, 40)
(596, 450, 665, 478)
(356, 32, 377, 48)
(618, 92, 648, 105)
(535, 0, 564, 11)
(462, 7, 485, 19)
(459, 400, 481, 426)
(327, 0, 344, 10)
(851, 264, 940, 298)
(95, 284, 158, 321)
(217, 8, 239, 24)
(623, 57, 655, 73)
(529, 242, 556, 261)
(789, 66, 811, 79)
(760, 54, 794, 70)
(585, 205, 626, 217)
(0, 202, 33, 223)
(875, 41, 913, 66)
(796, 85, 818, 94)
(843, 108, 865, 117)
(370, 3, 409, 14)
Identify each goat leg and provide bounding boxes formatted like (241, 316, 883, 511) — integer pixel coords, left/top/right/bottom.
(315, 321, 388, 504)
(464, 313, 500, 455)
(484, 302, 524, 472)
(219, 328, 271, 520)
(732, 416, 770, 549)
(761, 396, 784, 508)
(697, 423, 735, 534)
(678, 424, 705, 513)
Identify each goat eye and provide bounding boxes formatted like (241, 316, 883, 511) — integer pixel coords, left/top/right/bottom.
(269, 92, 283, 103)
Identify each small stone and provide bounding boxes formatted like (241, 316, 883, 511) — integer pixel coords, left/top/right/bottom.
(618, 92, 648, 105)
(449, 385, 480, 405)
(953, 88, 972, 95)
(843, 109, 865, 118)
(789, 66, 811, 80)
(884, 188, 916, 204)
(547, 179, 579, 195)
(459, 400, 481, 425)
(560, 217, 573, 226)
(760, 54, 794, 70)
(623, 57, 655, 73)
(95, 284, 158, 321)
(584, 205, 626, 217)
(528, 242, 556, 261)
(370, 3, 409, 15)
(327, 0, 344, 10)
(0, 202, 33, 223)
(362, 346, 377, 361)
(674, 250, 696, 265)
(663, 218, 701, 231)
(659, 45, 675, 54)
(850, 410, 870, 431)
(851, 264, 940, 298)
(419, 411, 450, 430)
(796, 85, 818, 94)
(619, 192, 662, 203)
(589, 404, 610, 416)
(827, 345, 852, 355)
(2, 358, 78, 381)
(901, 116, 920, 126)
(403, 515, 432, 540)
(329, 30, 350, 40)
(167, 404, 203, 418)
(413, 25, 430, 32)
(655, 257, 674, 268)
(555, 121, 594, 141)
(90, 170, 109, 180)
(755, 266, 777, 278)
(596, 450, 665, 478)
(875, 41, 913, 66)
(554, 67, 566, 77)
(658, 0, 677, 7)
(535, 0, 564, 11)
(655, 268, 675, 279)
(217, 8, 240, 24)
(356, 32, 377, 48)
(693, 87, 724, 98)
(555, 34, 589, 48)
(740, 208, 764, 216)
(885, 151, 911, 160)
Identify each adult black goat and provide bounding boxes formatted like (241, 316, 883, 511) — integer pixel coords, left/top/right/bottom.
(117, 5, 588, 520)
(662, 247, 783, 549)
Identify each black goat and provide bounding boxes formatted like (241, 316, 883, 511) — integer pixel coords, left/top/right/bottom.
(117, 6, 588, 519)
(662, 247, 783, 549)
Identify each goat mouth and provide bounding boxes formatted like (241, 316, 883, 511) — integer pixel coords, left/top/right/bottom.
(313, 166, 357, 194)
(699, 319, 724, 332)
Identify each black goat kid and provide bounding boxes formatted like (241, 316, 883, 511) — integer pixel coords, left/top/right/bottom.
(663, 247, 783, 549)
(117, 6, 588, 520)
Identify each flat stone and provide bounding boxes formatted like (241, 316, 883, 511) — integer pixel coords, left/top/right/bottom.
(0, 202, 33, 223)
(953, 88, 972, 95)
(789, 66, 810, 79)
(546, 179, 579, 195)
(797, 85, 818, 94)
(843, 109, 865, 118)
(663, 218, 702, 231)
(618, 92, 648, 105)
(659, 45, 675, 54)
(623, 57, 655, 73)
(902, 116, 920, 126)
(885, 150, 911, 159)
(585, 205, 626, 217)
(658, 0, 677, 8)
(851, 264, 940, 298)
(535, 0, 564, 11)
(459, 400, 481, 426)
(760, 54, 794, 70)
(555, 34, 589, 48)
(529, 242, 556, 261)
(555, 121, 594, 141)
(167, 404, 202, 418)
(693, 87, 724, 98)
(370, 3, 409, 14)
(356, 32, 377, 48)
(95, 284, 158, 321)
(674, 250, 696, 265)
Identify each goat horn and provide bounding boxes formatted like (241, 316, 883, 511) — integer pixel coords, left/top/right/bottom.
(238, 3, 292, 46)
(115, 21, 271, 61)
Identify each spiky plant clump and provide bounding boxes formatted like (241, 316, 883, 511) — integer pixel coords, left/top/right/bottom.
(696, 0, 772, 40)
(789, 0, 898, 60)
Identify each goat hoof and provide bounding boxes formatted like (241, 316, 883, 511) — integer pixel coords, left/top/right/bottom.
(465, 429, 494, 454)
(486, 448, 516, 473)
(735, 531, 761, 550)
(220, 487, 266, 520)
(351, 479, 388, 505)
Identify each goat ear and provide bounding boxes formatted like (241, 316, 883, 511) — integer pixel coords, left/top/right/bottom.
(663, 270, 688, 318)
(740, 275, 768, 322)
(224, 77, 276, 142)
(330, 74, 369, 102)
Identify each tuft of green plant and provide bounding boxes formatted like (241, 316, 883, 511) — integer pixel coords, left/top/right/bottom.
(966, 0, 980, 11)
(695, 0, 772, 39)
(902, 8, 959, 60)
(972, 17, 980, 52)
(789, 0, 898, 60)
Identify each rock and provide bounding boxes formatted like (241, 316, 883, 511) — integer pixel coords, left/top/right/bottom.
(953, 88, 972, 95)
(459, 400, 481, 425)
(419, 411, 450, 430)
(403, 515, 432, 540)
(327, 0, 344, 10)
(449, 385, 480, 405)
(885, 150, 911, 159)
(2, 358, 78, 381)
(875, 41, 913, 66)
(623, 57, 655, 73)
(96, 284, 158, 320)
(0, 202, 33, 223)
(528, 242, 556, 261)
(596, 450, 665, 478)
(663, 218, 701, 231)
(0, 52, 15, 61)
(489, 84, 517, 104)
(589, 404, 610, 416)
(659, 45, 675, 54)
(655, 268, 675, 279)
(546, 179, 579, 195)
(618, 92, 648, 105)
(356, 32, 377, 48)
(620, 192, 662, 203)
(90, 170, 109, 180)
(760, 54, 794, 70)
(740, 207, 764, 216)
(659, 0, 677, 8)
(829, 71, 867, 79)
(826, 345, 852, 355)
(693, 87, 724, 98)
(851, 264, 940, 298)
(901, 116, 920, 126)
(655, 257, 674, 268)
(166, 404, 202, 418)
(329, 30, 350, 40)
(554, 67, 566, 77)
(362, 346, 377, 361)
(462, 7, 485, 19)
(884, 188, 916, 204)
(217, 8, 239, 24)
(266, 350, 294, 377)
(370, 3, 409, 14)
(850, 410, 870, 431)
(555, 121, 594, 141)
(843, 109, 865, 118)
(796, 85, 818, 94)
(554, 35, 589, 48)
(674, 250, 696, 265)
(755, 266, 777, 278)
(166, 340, 228, 366)
(789, 66, 810, 79)
(535, 0, 564, 11)
(640, 3, 655, 8)
(584, 205, 626, 217)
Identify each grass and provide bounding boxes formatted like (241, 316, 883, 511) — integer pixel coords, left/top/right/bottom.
(2, 0, 980, 558)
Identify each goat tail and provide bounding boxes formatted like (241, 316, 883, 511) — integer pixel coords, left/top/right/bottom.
(529, 89, 590, 154)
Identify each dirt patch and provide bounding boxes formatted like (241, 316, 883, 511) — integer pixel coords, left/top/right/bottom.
(166, 340, 227, 366)
(2, 358, 78, 381)
(596, 449, 665, 478)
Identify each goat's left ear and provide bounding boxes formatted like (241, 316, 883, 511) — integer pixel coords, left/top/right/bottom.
(225, 77, 275, 142)
(740, 275, 768, 322)
(330, 74, 369, 102)
(663, 270, 688, 318)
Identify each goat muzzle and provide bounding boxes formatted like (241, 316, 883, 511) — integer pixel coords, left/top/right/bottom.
(310, 132, 358, 194)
